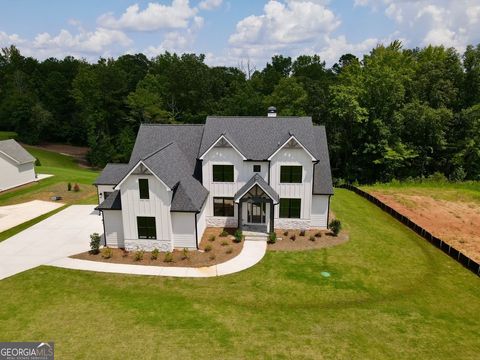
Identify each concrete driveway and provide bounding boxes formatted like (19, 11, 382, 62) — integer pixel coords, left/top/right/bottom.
(0, 206, 102, 280)
(0, 200, 64, 232)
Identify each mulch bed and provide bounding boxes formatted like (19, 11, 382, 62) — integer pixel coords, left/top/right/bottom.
(268, 229, 348, 251)
(71, 227, 243, 268)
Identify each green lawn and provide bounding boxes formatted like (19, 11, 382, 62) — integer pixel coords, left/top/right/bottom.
(0, 131, 18, 140)
(0, 189, 478, 359)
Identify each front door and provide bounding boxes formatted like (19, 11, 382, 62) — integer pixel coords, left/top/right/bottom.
(248, 201, 266, 224)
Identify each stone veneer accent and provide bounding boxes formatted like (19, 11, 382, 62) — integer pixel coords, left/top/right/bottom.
(124, 239, 172, 251)
(275, 218, 311, 230)
(206, 216, 238, 228)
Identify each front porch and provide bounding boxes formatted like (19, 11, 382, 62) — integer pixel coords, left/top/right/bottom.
(234, 174, 279, 233)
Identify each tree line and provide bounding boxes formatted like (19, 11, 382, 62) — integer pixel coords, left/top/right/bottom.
(0, 41, 479, 183)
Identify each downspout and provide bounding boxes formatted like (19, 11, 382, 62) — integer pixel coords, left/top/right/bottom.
(194, 212, 199, 250)
(326, 195, 331, 229)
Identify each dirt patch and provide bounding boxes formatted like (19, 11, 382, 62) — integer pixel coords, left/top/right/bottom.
(72, 228, 243, 267)
(27, 142, 91, 168)
(369, 190, 480, 263)
(268, 228, 348, 251)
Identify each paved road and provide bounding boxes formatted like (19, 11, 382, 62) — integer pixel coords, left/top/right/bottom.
(0, 206, 102, 280)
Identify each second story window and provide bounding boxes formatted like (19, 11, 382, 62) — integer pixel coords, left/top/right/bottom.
(213, 165, 234, 182)
(139, 178, 149, 199)
(280, 166, 302, 183)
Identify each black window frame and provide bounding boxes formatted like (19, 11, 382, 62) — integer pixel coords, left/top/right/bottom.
(213, 197, 235, 217)
(279, 198, 301, 219)
(137, 216, 157, 239)
(253, 164, 261, 173)
(212, 165, 234, 182)
(280, 166, 302, 183)
(139, 178, 149, 199)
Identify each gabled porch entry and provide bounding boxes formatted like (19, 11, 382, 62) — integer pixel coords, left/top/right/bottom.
(234, 174, 279, 233)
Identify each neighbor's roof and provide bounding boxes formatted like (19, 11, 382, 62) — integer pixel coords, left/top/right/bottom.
(199, 116, 319, 160)
(94, 163, 130, 185)
(234, 174, 279, 203)
(95, 190, 122, 210)
(0, 139, 35, 164)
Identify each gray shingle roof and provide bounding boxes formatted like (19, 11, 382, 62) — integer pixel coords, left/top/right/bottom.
(234, 174, 279, 203)
(95, 190, 122, 210)
(199, 116, 319, 160)
(312, 126, 334, 195)
(94, 163, 130, 185)
(0, 139, 35, 164)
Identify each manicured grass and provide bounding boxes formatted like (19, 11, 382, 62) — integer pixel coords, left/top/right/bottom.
(0, 189, 478, 359)
(0, 131, 18, 140)
(0, 146, 98, 206)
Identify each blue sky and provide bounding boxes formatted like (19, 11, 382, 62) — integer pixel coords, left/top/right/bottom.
(1, 0, 479, 67)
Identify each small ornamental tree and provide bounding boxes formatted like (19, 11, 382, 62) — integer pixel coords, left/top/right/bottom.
(329, 219, 342, 236)
(73, 183, 80, 192)
(89, 233, 101, 254)
(67, 182, 72, 191)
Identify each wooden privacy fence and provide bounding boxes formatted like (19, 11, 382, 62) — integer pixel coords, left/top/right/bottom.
(339, 184, 480, 277)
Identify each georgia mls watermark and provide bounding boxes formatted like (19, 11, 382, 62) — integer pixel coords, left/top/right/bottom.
(0, 342, 54, 360)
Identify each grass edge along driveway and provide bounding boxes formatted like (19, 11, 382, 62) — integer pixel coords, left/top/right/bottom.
(0, 189, 478, 359)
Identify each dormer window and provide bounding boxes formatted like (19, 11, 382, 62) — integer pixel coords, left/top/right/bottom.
(253, 165, 261, 173)
(280, 166, 302, 183)
(213, 165, 234, 182)
(139, 178, 149, 199)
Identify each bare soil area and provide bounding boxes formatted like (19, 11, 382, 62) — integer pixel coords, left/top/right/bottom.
(269, 228, 348, 251)
(72, 227, 243, 267)
(369, 190, 480, 263)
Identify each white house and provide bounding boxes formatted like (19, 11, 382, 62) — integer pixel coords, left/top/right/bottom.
(94, 110, 333, 251)
(0, 139, 36, 192)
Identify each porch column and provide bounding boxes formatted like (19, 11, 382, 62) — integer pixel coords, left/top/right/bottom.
(269, 200, 274, 233)
(238, 199, 243, 230)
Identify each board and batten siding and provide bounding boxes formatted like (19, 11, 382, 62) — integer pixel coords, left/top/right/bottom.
(120, 173, 173, 248)
(172, 212, 196, 248)
(310, 195, 329, 228)
(196, 200, 207, 242)
(202, 146, 268, 227)
(103, 210, 124, 247)
(270, 147, 313, 228)
(0, 153, 35, 191)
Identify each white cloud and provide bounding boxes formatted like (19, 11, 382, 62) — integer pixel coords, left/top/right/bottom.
(355, 0, 480, 51)
(198, 0, 223, 10)
(227, 0, 377, 66)
(98, 1, 198, 32)
(0, 31, 25, 46)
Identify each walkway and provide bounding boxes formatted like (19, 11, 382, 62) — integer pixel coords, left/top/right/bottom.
(0, 206, 102, 280)
(48, 240, 267, 278)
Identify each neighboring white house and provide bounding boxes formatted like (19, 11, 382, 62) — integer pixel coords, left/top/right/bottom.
(94, 109, 334, 251)
(0, 139, 36, 192)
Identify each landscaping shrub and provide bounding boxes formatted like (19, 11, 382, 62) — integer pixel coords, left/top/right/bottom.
(164, 251, 173, 263)
(134, 250, 144, 261)
(73, 183, 80, 192)
(35, 157, 41, 166)
(151, 248, 159, 260)
(329, 219, 342, 236)
(182, 248, 189, 260)
(204, 244, 212, 252)
(267, 232, 277, 244)
(101, 247, 113, 259)
(283, 230, 289, 236)
(290, 234, 296, 241)
(220, 230, 228, 237)
(221, 240, 229, 246)
(89, 233, 101, 254)
(309, 235, 315, 242)
(300, 229, 306, 236)
(233, 229, 243, 243)
(208, 235, 216, 242)
(67, 182, 72, 191)
(226, 247, 233, 254)
(315, 231, 322, 237)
